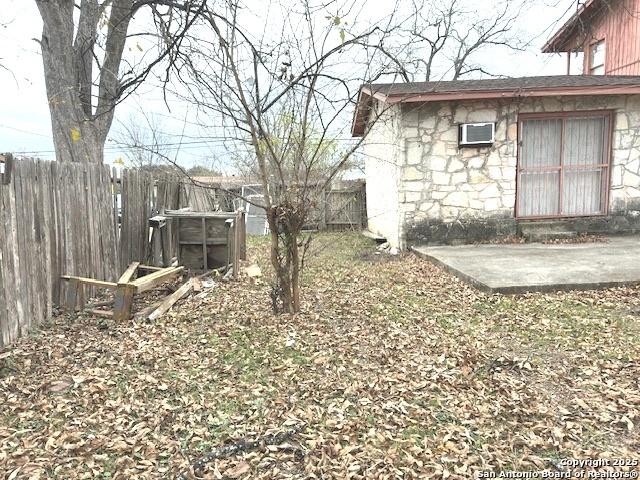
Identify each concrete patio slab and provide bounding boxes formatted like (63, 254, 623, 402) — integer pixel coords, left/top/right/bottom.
(412, 236, 640, 294)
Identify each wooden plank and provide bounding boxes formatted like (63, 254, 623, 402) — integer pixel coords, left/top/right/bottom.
(38, 161, 53, 319)
(0, 168, 10, 346)
(119, 168, 129, 272)
(113, 283, 136, 321)
(85, 166, 98, 296)
(112, 167, 120, 271)
(98, 165, 116, 282)
(130, 266, 184, 293)
(118, 262, 140, 284)
(138, 265, 164, 272)
(239, 210, 247, 260)
(178, 238, 227, 245)
(164, 207, 193, 215)
(133, 298, 166, 319)
(65, 277, 80, 311)
(13, 159, 29, 336)
(0, 152, 13, 185)
(147, 279, 194, 321)
(225, 218, 233, 271)
(320, 188, 327, 230)
(61, 275, 118, 289)
(163, 210, 236, 218)
(54, 161, 67, 306)
(87, 309, 113, 318)
(1, 162, 18, 345)
(201, 217, 208, 271)
(176, 217, 181, 266)
(233, 213, 240, 280)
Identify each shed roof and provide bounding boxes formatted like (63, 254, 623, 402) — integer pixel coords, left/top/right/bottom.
(352, 75, 640, 136)
(365, 75, 640, 96)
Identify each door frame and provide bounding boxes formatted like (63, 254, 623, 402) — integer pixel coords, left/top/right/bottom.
(515, 109, 614, 220)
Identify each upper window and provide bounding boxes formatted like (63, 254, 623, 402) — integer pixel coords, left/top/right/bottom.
(589, 40, 606, 75)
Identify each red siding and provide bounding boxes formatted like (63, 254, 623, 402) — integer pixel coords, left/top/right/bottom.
(579, 0, 640, 74)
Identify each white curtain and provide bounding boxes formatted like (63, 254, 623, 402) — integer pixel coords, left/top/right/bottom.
(518, 116, 608, 217)
(518, 119, 562, 217)
(562, 117, 607, 215)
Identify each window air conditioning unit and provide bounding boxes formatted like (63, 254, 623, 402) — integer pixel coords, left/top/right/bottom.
(459, 122, 495, 146)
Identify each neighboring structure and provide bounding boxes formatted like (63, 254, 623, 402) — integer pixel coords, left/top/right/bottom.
(543, 0, 640, 75)
(191, 175, 260, 211)
(353, 75, 640, 248)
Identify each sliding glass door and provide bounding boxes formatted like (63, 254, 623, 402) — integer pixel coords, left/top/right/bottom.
(517, 112, 611, 219)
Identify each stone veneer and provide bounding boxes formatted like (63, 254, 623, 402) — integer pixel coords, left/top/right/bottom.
(364, 94, 640, 248)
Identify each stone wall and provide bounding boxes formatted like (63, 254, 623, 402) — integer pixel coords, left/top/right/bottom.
(396, 95, 640, 247)
(363, 104, 403, 247)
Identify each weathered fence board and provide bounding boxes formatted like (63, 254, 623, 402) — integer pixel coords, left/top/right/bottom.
(119, 168, 155, 271)
(117, 174, 217, 268)
(181, 182, 217, 211)
(302, 183, 366, 232)
(324, 187, 367, 230)
(0, 158, 232, 347)
(0, 158, 119, 347)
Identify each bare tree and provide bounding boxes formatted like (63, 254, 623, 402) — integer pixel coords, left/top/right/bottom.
(380, 0, 526, 82)
(0, 20, 13, 78)
(112, 113, 169, 168)
(34, 0, 204, 164)
(166, 0, 402, 313)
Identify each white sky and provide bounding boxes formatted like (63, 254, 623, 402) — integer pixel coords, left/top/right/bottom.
(0, 0, 577, 171)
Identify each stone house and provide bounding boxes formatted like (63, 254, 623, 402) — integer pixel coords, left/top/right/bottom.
(352, 75, 640, 249)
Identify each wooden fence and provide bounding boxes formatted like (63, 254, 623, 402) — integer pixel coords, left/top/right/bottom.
(321, 184, 367, 231)
(0, 155, 358, 347)
(0, 156, 225, 347)
(303, 182, 367, 232)
(0, 157, 118, 346)
(116, 170, 220, 269)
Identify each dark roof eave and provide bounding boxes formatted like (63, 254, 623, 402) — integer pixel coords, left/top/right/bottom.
(351, 81, 640, 137)
(378, 84, 640, 103)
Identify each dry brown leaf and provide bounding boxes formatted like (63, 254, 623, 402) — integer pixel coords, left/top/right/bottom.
(224, 461, 251, 478)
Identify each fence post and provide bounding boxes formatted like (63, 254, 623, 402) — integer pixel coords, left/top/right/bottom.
(320, 188, 327, 231)
(0, 153, 13, 185)
(359, 183, 366, 230)
(225, 218, 233, 274)
(233, 212, 241, 279)
(238, 209, 247, 260)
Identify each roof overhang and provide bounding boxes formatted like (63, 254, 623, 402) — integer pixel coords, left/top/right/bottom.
(351, 89, 376, 137)
(542, 0, 602, 53)
(351, 82, 640, 137)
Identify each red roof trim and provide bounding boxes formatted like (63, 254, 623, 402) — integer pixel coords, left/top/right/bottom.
(542, 0, 601, 53)
(351, 82, 640, 137)
(383, 84, 640, 103)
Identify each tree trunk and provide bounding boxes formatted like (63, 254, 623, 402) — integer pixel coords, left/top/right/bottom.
(290, 233, 301, 313)
(266, 208, 301, 314)
(36, 0, 133, 163)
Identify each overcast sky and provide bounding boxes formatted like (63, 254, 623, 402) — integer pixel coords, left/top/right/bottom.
(0, 0, 577, 171)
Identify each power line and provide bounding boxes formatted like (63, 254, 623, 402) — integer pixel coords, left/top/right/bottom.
(0, 123, 52, 138)
(11, 139, 236, 156)
(11, 135, 357, 156)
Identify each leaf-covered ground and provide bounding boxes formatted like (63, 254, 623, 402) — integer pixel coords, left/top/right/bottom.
(1, 233, 639, 479)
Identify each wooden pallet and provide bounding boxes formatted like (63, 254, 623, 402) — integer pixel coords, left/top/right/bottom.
(61, 262, 184, 321)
